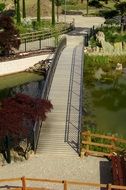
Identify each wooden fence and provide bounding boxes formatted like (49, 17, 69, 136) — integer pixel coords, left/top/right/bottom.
(81, 131, 126, 157)
(20, 22, 74, 43)
(1, 177, 126, 190)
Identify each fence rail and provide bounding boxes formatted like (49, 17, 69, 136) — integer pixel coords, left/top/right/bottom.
(81, 131, 126, 157)
(1, 177, 126, 190)
(20, 22, 74, 43)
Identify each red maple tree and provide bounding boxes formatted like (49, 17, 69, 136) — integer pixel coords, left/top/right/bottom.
(0, 93, 53, 163)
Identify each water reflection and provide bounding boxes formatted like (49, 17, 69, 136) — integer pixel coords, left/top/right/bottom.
(85, 73, 126, 136)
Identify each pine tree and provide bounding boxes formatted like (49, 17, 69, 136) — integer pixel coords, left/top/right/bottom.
(22, 0, 26, 18)
(37, 0, 41, 23)
(52, 0, 55, 26)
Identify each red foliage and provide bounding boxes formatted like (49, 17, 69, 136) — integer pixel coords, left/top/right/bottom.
(0, 93, 53, 139)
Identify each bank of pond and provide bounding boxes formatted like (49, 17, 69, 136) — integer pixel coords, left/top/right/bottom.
(0, 72, 44, 100)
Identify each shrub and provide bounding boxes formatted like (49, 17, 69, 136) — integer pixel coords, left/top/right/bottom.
(0, 14, 21, 56)
(89, 0, 103, 8)
(99, 9, 118, 19)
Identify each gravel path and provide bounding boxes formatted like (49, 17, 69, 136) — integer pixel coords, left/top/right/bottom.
(0, 154, 112, 189)
(0, 16, 112, 189)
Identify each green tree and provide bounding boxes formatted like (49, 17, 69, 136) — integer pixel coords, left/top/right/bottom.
(52, 0, 55, 26)
(0, 3, 5, 12)
(86, 0, 89, 15)
(115, 2, 126, 33)
(22, 0, 26, 18)
(16, 0, 21, 24)
(55, 0, 61, 22)
(37, 0, 41, 23)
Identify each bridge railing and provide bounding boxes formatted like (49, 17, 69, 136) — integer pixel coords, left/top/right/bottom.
(33, 36, 67, 152)
(1, 177, 126, 190)
(65, 42, 84, 155)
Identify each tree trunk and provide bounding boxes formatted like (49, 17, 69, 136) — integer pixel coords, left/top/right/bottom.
(4, 136, 11, 163)
(52, 0, 55, 26)
(57, 5, 59, 23)
(22, 0, 26, 18)
(16, 0, 21, 24)
(37, 0, 41, 23)
(86, 0, 89, 15)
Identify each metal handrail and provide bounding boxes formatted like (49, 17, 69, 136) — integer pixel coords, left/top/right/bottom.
(65, 46, 77, 142)
(65, 43, 84, 155)
(78, 41, 84, 154)
(33, 36, 67, 152)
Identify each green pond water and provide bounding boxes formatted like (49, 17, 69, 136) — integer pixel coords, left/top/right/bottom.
(0, 72, 44, 100)
(84, 72, 126, 137)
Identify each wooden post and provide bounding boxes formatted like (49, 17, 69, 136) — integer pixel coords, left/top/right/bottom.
(107, 184, 111, 190)
(39, 37, 41, 50)
(64, 180, 67, 190)
(21, 176, 26, 190)
(85, 130, 91, 156)
(111, 135, 115, 154)
(25, 38, 27, 52)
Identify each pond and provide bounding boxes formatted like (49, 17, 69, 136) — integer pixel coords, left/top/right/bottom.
(84, 66, 126, 137)
(0, 72, 44, 100)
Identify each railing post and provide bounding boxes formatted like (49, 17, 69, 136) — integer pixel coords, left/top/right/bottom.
(21, 176, 26, 190)
(111, 135, 115, 154)
(64, 180, 67, 190)
(107, 184, 111, 190)
(39, 37, 41, 50)
(85, 130, 91, 156)
(24, 38, 27, 52)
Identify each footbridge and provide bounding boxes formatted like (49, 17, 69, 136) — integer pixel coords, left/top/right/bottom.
(33, 16, 105, 157)
(33, 34, 84, 157)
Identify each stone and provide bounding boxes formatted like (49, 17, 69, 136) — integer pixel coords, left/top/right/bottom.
(94, 68, 106, 80)
(115, 63, 123, 71)
(114, 42, 122, 53)
(96, 31, 114, 53)
(96, 31, 105, 43)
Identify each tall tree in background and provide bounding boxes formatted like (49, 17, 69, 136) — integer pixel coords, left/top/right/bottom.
(22, 0, 26, 18)
(115, 2, 126, 33)
(52, 0, 55, 26)
(86, 0, 89, 15)
(37, 0, 41, 23)
(16, 0, 21, 24)
(55, 0, 61, 22)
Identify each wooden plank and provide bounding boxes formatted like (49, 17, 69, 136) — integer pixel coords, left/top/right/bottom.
(26, 178, 63, 184)
(0, 178, 21, 182)
(82, 141, 123, 151)
(81, 148, 111, 157)
(82, 132, 126, 144)
(111, 185, 126, 190)
(82, 140, 112, 148)
(67, 181, 107, 188)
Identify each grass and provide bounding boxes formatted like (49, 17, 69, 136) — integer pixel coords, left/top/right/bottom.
(0, 72, 43, 90)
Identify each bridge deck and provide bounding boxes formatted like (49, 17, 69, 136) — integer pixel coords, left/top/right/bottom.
(37, 35, 83, 156)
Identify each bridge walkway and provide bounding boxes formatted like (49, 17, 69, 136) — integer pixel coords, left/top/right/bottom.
(37, 35, 84, 156)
